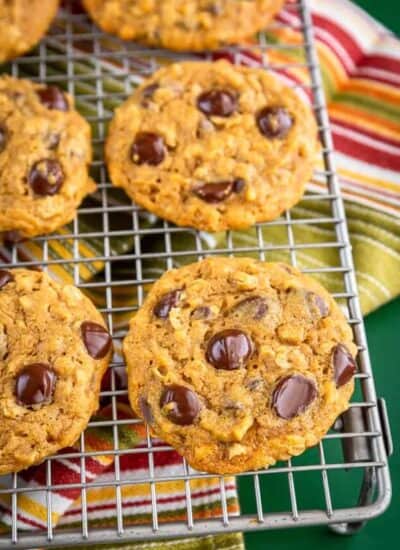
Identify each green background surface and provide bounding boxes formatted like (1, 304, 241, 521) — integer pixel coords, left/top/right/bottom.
(241, 1, 400, 548)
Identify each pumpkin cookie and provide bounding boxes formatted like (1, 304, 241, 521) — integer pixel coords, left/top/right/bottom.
(124, 257, 356, 474)
(0, 75, 95, 240)
(106, 61, 318, 232)
(0, 0, 59, 63)
(82, 0, 284, 51)
(0, 268, 112, 474)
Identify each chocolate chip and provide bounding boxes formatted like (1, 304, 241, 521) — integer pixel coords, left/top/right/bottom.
(15, 363, 56, 407)
(231, 296, 269, 321)
(197, 89, 238, 117)
(206, 329, 253, 370)
(28, 159, 64, 196)
(131, 132, 166, 166)
(332, 344, 356, 387)
(0, 125, 7, 152)
(139, 396, 154, 425)
(191, 306, 212, 320)
(193, 181, 232, 203)
(160, 384, 200, 426)
(257, 106, 293, 139)
(37, 86, 69, 111)
(153, 289, 182, 319)
(81, 321, 112, 359)
(0, 270, 13, 289)
(193, 179, 244, 203)
(272, 375, 317, 419)
(232, 178, 245, 193)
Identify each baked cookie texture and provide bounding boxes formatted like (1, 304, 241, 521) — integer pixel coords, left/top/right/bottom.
(82, 0, 285, 51)
(0, 0, 59, 63)
(0, 75, 95, 240)
(0, 268, 112, 474)
(106, 61, 318, 232)
(124, 257, 357, 474)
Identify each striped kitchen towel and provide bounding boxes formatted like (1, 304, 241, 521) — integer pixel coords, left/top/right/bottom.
(0, 0, 399, 549)
(0, 401, 241, 546)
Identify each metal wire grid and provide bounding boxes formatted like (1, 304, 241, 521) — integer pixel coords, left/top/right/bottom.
(0, 0, 392, 547)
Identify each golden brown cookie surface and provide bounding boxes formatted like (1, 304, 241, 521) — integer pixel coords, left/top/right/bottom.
(0, 268, 112, 474)
(106, 61, 318, 232)
(0, 0, 59, 63)
(82, 0, 284, 51)
(124, 258, 356, 474)
(0, 76, 95, 240)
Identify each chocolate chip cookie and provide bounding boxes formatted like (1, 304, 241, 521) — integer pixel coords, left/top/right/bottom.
(106, 61, 318, 232)
(82, 0, 284, 51)
(124, 257, 357, 474)
(0, 0, 59, 63)
(0, 268, 112, 474)
(0, 75, 95, 240)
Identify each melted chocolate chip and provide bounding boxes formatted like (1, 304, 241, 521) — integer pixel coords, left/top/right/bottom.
(139, 396, 154, 425)
(160, 384, 200, 426)
(272, 375, 317, 419)
(286, 288, 329, 323)
(0, 125, 7, 153)
(37, 86, 69, 111)
(332, 344, 356, 387)
(191, 306, 212, 320)
(257, 106, 293, 139)
(306, 292, 329, 319)
(206, 329, 253, 370)
(231, 296, 269, 320)
(193, 179, 244, 203)
(153, 289, 182, 319)
(131, 132, 166, 166)
(197, 89, 238, 117)
(0, 270, 13, 289)
(28, 159, 64, 196)
(81, 321, 112, 359)
(15, 363, 56, 407)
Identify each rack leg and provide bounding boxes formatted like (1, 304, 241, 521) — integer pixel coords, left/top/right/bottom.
(329, 467, 377, 535)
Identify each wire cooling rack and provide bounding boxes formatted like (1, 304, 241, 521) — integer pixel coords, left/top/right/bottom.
(0, 0, 393, 548)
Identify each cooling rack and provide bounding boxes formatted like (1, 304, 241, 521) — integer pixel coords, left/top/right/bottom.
(0, 0, 393, 548)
